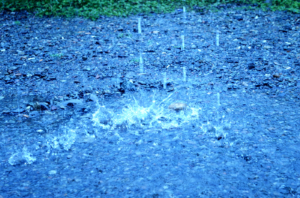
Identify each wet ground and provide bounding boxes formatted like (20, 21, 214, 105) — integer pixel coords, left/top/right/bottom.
(1, 5, 300, 197)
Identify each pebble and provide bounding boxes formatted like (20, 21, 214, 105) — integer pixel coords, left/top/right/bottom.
(168, 102, 187, 111)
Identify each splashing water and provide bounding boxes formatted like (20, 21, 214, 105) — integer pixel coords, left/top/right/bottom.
(92, 92, 200, 131)
(8, 146, 36, 166)
(37, 89, 232, 154)
(91, 90, 231, 138)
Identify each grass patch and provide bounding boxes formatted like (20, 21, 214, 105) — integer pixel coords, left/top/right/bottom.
(0, 0, 299, 20)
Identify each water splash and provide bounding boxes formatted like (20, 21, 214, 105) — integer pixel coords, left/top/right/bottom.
(8, 146, 36, 165)
(33, 89, 233, 157)
(47, 124, 77, 151)
(91, 90, 231, 138)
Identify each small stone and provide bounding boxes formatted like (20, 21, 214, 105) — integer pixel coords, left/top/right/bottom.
(34, 102, 41, 110)
(103, 90, 111, 94)
(49, 170, 57, 175)
(242, 82, 248, 86)
(168, 102, 187, 111)
(125, 71, 135, 79)
(273, 74, 280, 78)
(83, 66, 90, 71)
(9, 66, 18, 70)
(263, 45, 272, 49)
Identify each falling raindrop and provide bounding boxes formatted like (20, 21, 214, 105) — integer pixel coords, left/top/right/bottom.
(163, 72, 167, 89)
(138, 18, 142, 34)
(216, 31, 219, 46)
(181, 35, 185, 50)
(139, 52, 143, 73)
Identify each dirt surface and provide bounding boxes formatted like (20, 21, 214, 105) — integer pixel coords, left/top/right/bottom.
(1, 5, 300, 197)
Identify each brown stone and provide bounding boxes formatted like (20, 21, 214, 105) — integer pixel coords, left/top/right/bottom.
(168, 102, 187, 111)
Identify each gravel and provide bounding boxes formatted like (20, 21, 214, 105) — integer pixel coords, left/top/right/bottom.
(0, 5, 300, 197)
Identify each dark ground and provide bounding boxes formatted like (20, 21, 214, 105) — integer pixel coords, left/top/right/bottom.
(0, 4, 300, 198)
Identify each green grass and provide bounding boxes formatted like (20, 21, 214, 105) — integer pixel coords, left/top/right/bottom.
(14, 20, 21, 25)
(0, 0, 299, 20)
